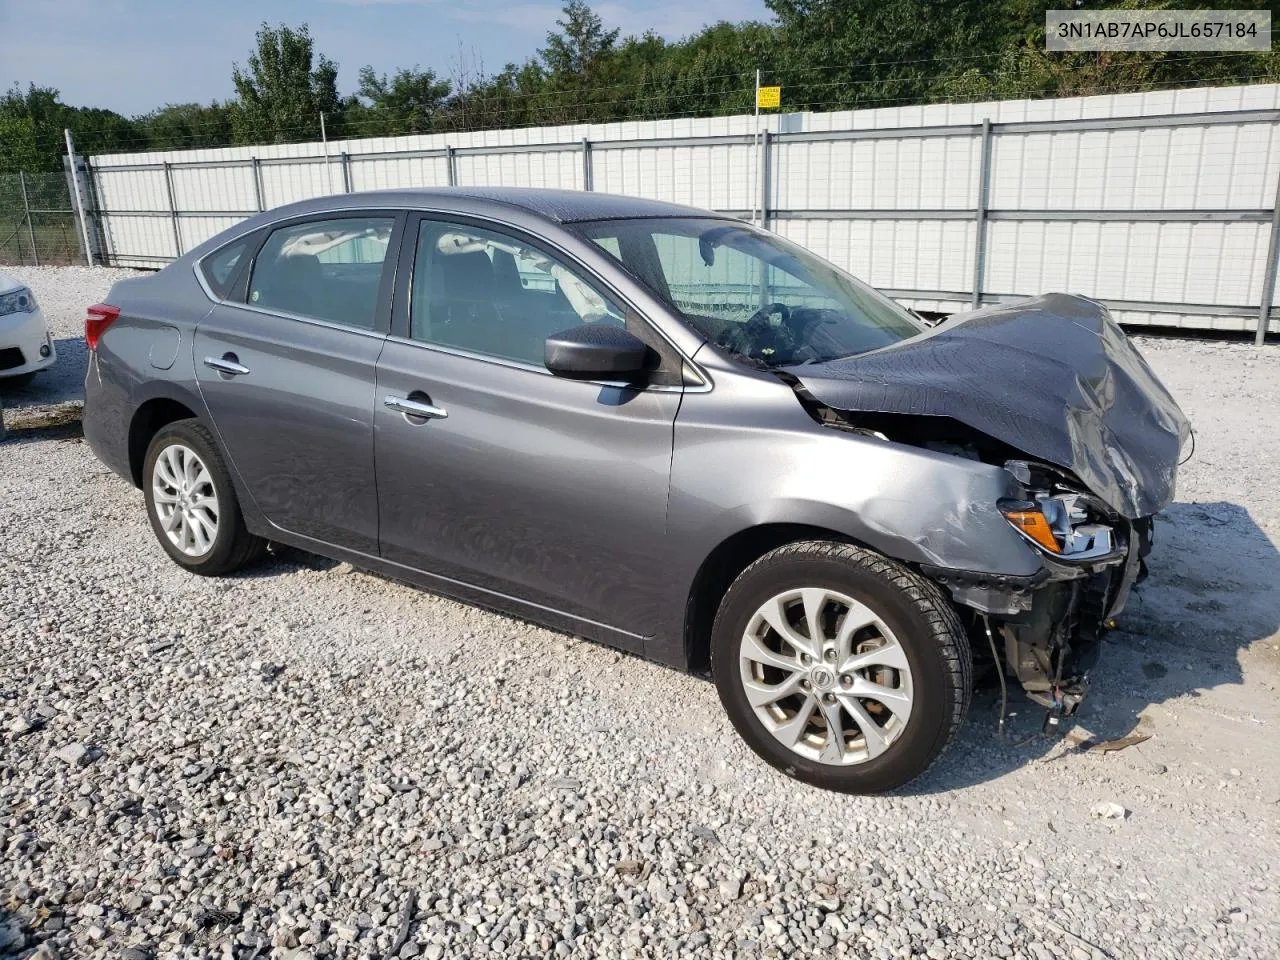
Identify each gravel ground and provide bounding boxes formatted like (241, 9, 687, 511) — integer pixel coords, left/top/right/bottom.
(2, 267, 1279, 960)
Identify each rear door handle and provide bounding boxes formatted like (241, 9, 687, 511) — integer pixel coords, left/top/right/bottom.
(204, 355, 250, 377)
(384, 395, 448, 420)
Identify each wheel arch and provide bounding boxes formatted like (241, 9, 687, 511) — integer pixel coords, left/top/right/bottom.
(127, 395, 203, 488)
(683, 522, 864, 671)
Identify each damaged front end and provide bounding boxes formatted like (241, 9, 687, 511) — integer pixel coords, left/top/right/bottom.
(924, 459, 1154, 723)
(807, 404, 1154, 723)
(784, 293, 1189, 726)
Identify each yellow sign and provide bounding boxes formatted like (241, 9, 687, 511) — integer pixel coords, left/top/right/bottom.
(756, 86, 781, 109)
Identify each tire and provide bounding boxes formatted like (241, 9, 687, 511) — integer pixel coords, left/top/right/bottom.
(142, 419, 266, 576)
(711, 541, 971, 794)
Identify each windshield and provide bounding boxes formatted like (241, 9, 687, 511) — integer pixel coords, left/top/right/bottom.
(571, 217, 923, 367)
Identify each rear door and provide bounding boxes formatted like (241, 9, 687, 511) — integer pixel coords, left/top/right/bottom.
(194, 212, 404, 555)
(373, 214, 684, 646)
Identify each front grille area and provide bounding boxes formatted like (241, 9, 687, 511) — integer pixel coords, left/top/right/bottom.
(0, 347, 26, 371)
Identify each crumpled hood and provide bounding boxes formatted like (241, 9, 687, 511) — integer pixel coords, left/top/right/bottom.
(0, 270, 21, 296)
(785, 293, 1190, 519)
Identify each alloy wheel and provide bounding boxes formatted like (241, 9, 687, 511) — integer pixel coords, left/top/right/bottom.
(738, 587, 914, 765)
(151, 442, 220, 558)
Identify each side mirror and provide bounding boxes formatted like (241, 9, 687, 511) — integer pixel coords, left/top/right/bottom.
(544, 324, 649, 381)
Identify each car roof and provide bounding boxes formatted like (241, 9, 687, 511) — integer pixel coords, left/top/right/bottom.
(270, 187, 724, 226)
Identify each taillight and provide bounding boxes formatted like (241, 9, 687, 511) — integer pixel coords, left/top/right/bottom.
(85, 303, 121, 350)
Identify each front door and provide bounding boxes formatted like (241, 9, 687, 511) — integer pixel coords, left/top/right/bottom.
(194, 213, 402, 555)
(374, 215, 682, 646)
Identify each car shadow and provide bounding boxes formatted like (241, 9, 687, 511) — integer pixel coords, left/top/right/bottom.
(0, 335, 86, 411)
(229, 545, 342, 578)
(904, 499, 1280, 794)
(0, 905, 32, 955)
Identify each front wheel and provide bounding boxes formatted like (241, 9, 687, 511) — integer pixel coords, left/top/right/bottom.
(142, 419, 265, 576)
(711, 541, 971, 794)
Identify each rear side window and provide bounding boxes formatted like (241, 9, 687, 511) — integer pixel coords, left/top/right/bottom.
(248, 216, 395, 330)
(200, 237, 251, 299)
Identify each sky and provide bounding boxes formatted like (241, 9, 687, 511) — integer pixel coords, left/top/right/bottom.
(1, 0, 774, 116)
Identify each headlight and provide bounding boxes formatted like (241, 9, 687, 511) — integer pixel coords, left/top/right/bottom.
(0, 287, 37, 317)
(998, 494, 1115, 558)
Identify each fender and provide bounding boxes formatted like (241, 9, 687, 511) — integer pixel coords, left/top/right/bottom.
(656, 364, 1046, 661)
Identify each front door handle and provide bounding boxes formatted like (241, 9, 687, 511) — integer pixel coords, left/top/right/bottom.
(384, 395, 448, 421)
(204, 354, 250, 377)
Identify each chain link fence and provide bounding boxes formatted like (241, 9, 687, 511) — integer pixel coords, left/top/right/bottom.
(0, 171, 83, 266)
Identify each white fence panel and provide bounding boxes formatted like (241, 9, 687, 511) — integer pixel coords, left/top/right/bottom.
(777, 218, 976, 294)
(85, 83, 1280, 335)
(100, 215, 175, 264)
(171, 165, 257, 214)
(93, 166, 169, 212)
(348, 155, 450, 191)
(593, 144, 755, 211)
(177, 215, 245, 254)
(457, 149, 581, 190)
(989, 123, 1280, 210)
(260, 160, 333, 209)
(773, 136, 981, 210)
(985, 220, 1269, 304)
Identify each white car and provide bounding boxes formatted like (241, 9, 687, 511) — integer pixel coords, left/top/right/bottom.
(0, 270, 55, 380)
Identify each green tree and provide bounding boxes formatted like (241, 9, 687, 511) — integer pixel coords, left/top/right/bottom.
(628, 21, 777, 120)
(349, 67, 451, 136)
(540, 1, 620, 84)
(765, 0, 1017, 109)
(0, 107, 43, 173)
(0, 83, 143, 172)
(136, 102, 234, 150)
(444, 59, 548, 131)
(9, 0, 1280, 167)
(229, 23, 344, 144)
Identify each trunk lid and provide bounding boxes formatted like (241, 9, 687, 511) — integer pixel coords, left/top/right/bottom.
(784, 293, 1190, 519)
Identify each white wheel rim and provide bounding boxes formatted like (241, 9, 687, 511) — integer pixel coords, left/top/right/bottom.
(738, 587, 914, 766)
(152, 443, 219, 558)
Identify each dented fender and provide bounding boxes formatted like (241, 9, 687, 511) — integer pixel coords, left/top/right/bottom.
(664, 365, 1046, 623)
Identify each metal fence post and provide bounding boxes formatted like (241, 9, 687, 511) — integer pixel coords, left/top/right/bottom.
(760, 129, 773, 230)
(82, 156, 104, 265)
(163, 161, 182, 257)
(971, 118, 993, 309)
(18, 171, 39, 267)
(341, 152, 352, 193)
(1256, 169, 1280, 345)
(581, 138, 593, 191)
(251, 158, 265, 212)
(64, 129, 93, 266)
(446, 146, 457, 186)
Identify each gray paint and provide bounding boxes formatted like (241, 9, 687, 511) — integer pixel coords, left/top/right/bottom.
(147, 327, 180, 370)
(83, 188, 1174, 671)
(193, 304, 385, 555)
(375, 339, 679, 649)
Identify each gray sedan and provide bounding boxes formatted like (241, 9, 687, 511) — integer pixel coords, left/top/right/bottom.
(82, 188, 1188, 793)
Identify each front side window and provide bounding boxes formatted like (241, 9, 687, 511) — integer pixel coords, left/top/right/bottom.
(248, 216, 395, 329)
(575, 217, 923, 368)
(409, 219, 625, 366)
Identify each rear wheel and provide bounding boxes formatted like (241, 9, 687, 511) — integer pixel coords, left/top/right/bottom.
(142, 419, 265, 576)
(711, 541, 971, 794)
